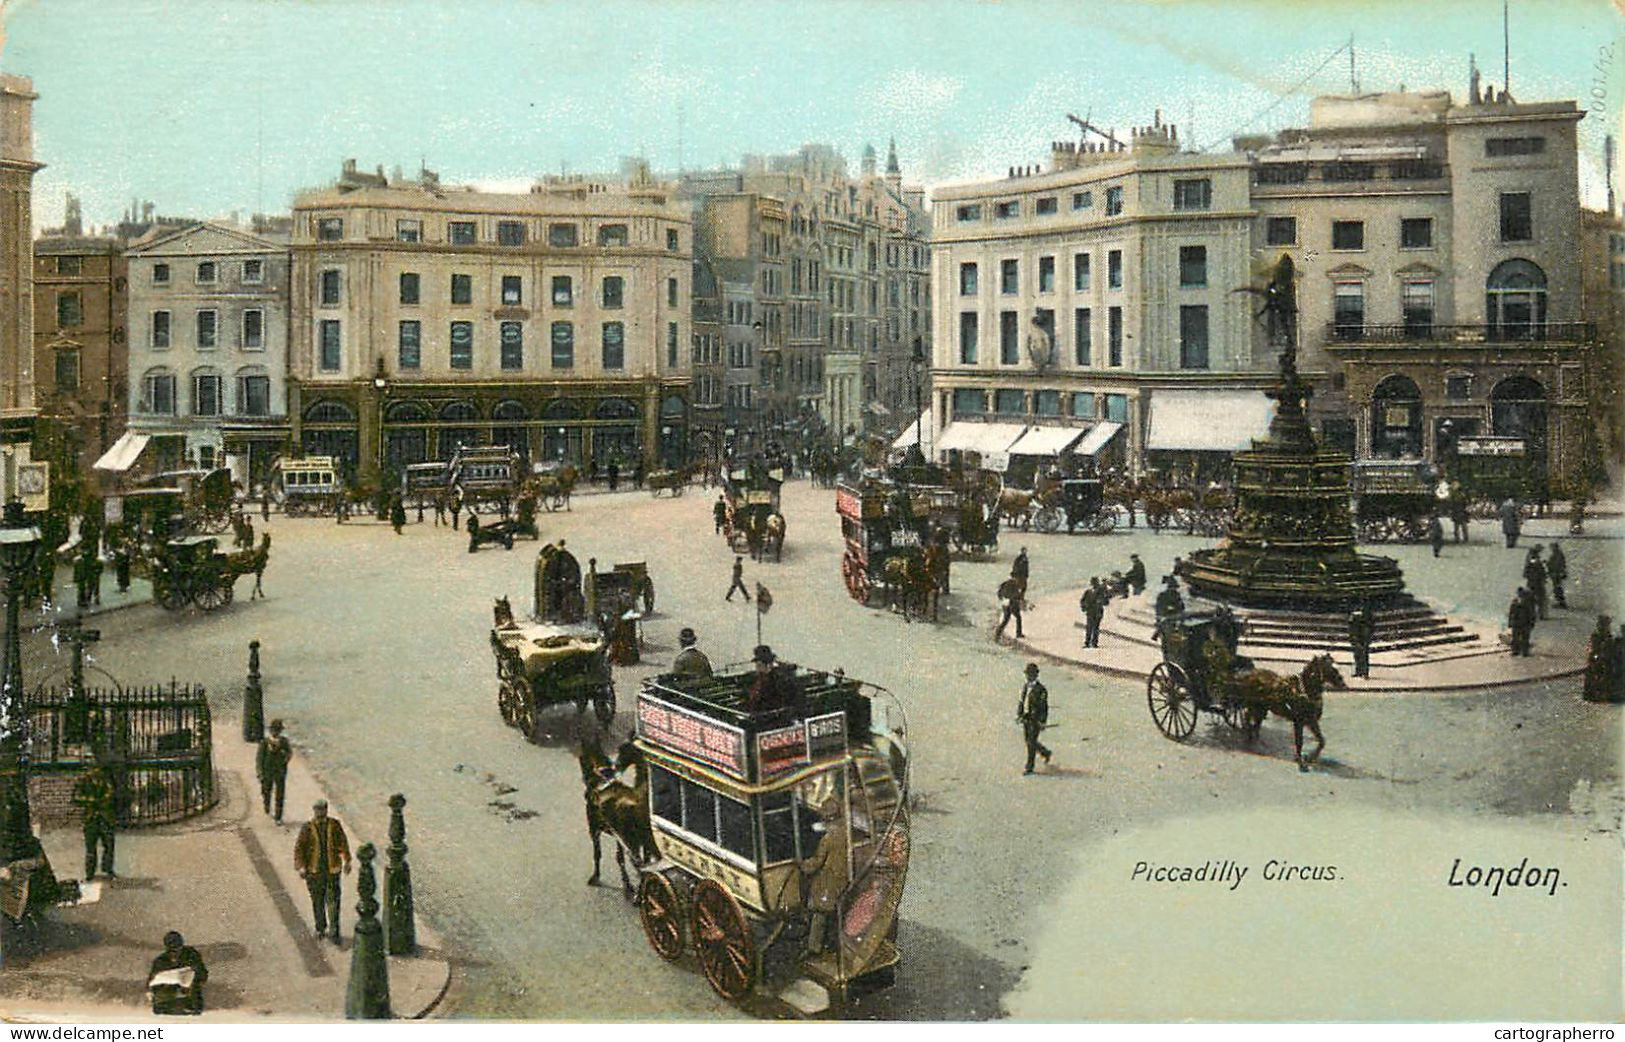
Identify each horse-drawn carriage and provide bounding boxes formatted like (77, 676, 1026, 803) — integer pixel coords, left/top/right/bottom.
(584, 560, 655, 665)
(723, 463, 786, 561)
(646, 467, 691, 497)
(918, 471, 999, 556)
(135, 468, 235, 535)
(401, 460, 451, 514)
(1351, 460, 1436, 543)
(450, 445, 524, 515)
(490, 543, 615, 736)
(147, 533, 267, 612)
(1446, 436, 1543, 518)
(1033, 478, 1117, 535)
(607, 664, 910, 1007)
(531, 461, 579, 512)
(272, 456, 345, 517)
(836, 482, 946, 621)
(1138, 483, 1233, 536)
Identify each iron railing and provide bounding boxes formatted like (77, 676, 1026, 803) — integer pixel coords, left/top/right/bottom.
(1325, 322, 1596, 345)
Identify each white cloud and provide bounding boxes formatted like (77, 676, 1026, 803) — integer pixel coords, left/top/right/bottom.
(859, 68, 965, 123)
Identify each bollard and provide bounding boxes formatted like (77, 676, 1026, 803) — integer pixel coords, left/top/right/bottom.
(345, 843, 392, 1020)
(384, 793, 416, 955)
(242, 640, 264, 743)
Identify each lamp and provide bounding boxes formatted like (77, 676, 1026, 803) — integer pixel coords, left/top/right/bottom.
(911, 337, 925, 454)
(0, 499, 43, 865)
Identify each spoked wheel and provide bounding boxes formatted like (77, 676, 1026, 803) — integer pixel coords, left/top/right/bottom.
(1147, 662, 1198, 741)
(1221, 699, 1250, 733)
(156, 577, 189, 611)
(194, 576, 233, 611)
(691, 879, 757, 1003)
(1032, 506, 1062, 533)
(1087, 511, 1117, 535)
(842, 555, 865, 602)
(639, 872, 687, 961)
(672, 485, 686, 498)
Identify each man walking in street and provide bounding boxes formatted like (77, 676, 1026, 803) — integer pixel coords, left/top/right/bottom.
(1017, 663, 1052, 775)
(450, 489, 463, 531)
(1125, 553, 1146, 596)
(1011, 547, 1030, 595)
(1427, 515, 1444, 558)
(1080, 577, 1106, 649)
(995, 575, 1026, 641)
(1348, 603, 1375, 679)
(390, 493, 407, 535)
(256, 719, 291, 823)
(261, 487, 271, 523)
(1547, 541, 1568, 609)
(713, 495, 727, 535)
(1507, 587, 1533, 657)
(293, 799, 352, 943)
(672, 627, 713, 678)
(1500, 496, 1521, 549)
(725, 555, 750, 602)
(1523, 547, 1549, 620)
(608, 458, 620, 492)
(73, 761, 118, 879)
(1450, 495, 1470, 544)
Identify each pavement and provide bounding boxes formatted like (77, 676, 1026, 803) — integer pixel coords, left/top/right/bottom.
(0, 610, 455, 1022)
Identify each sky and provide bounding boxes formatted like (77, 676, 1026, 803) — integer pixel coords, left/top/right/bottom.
(2, 0, 1622, 231)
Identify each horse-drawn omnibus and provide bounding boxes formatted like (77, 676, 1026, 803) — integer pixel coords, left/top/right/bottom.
(1350, 459, 1436, 543)
(450, 445, 524, 514)
(835, 481, 946, 619)
(272, 456, 344, 516)
(619, 664, 911, 1008)
(722, 461, 785, 560)
(401, 460, 451, 513)
(1445, 436, 1544, 517)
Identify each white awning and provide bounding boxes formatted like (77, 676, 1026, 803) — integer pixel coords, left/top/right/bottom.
(1008, 425, 1086, 456)
(93, 431, 151, 473)
(1076, 420, 1124, 456)
(1147, 390, 1275, 452)
(890, 410, 933, 455)
(934, 422, 1027, 456)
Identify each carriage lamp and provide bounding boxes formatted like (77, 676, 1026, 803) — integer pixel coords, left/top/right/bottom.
(0, 499, 42, 865)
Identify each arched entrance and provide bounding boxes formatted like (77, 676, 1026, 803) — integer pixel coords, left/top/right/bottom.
(1490, 375, 1548, 481)
(438, 400, 481, 457)
(302, 400, 359, 474)
(1370, 374, 1423, 459)
(383, 400, 430, 477)
(1485, 259, 1548, 341)
(492, 400, 530, 463)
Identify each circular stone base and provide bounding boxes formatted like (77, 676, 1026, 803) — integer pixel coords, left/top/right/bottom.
(1184, 545, 1406, 611)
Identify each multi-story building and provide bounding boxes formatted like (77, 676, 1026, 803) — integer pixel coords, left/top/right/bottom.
(690, 257, 726, 462)
(0, 74, 43, 502)
(931, 81, 1594, 492)
(124, 221, 291, 481)
(1579, 204, 1624, 473)
(287, 161, 692, 485)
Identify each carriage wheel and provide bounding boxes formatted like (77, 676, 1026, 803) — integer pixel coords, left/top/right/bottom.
(156, 578, 189, 611)
(639, 872, 686, 961)
(195, 512, 231, 535)
(514, 690, 539, 740)
(594, 684, 617, 728)
(497, 675, 518, 726)
(1088, 511, 1117, 535)
(1033, 507, 1062, 534)
(193, 576, 230, 611)
(1147, 662, 1198, 741)
(691, 879, 757, 1003)
(841, 555, 862, 601)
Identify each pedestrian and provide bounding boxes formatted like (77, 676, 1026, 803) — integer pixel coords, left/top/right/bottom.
(147, 930, 208, 1016)
(73, 761, 118, 879)
(608, 459, 620, 492)
(389, 494, 407, 535)
(1499, 496, 1521, 549)
(1449, 495, 1469, 543)
(672, 627, 713, 678)
(1016, 663, 1052, 775)
(72, 543, 94, 609)
(1570, 496, 1587, 536)
(1348, 603, 1374, 679)
(1523, 547, 1549, 620)
(1507, 587, 1532, 657)
(724, 555, 750, 602)
(88, 545, 103, 606)
(113, 534, 132, 593)
(1427, 514, 1444, 558)
(1154, 575, 1185, 621)
(450, 489, 463, 531)
(293, 799, 352, 943)
(256, 719, 291, 823)
(713, 495, 727, 535)
(1547, 541, 1568, 608)
(261, 486, 271, 522)
(1583, 615, 1615, 702)
(995, 575, 1025, 641)
(1125, 553, 1146, 596)
(1080, 577, 1106, 649)
(1010, 547, 1030, 594)
(633, 459, 645, 490)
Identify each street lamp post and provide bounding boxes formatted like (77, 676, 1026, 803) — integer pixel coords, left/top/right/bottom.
(0, 500, 44, 866)
(911, 336, 925, 456)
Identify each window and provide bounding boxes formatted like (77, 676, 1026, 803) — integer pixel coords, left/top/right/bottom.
(1333, 281, 1365, 339)
(396, 219, 421, 243)
(57, 291, 82, 327)
(238, 374, 270, 416)
(449, 321, 473, 369)
(152, 310, 171, 348)
(497, 221, 525, 246)
(320, 269, 342, 306)
(999, 310, 1019, 365)
(192, 372, 222, 417)
(448, 221, 477, 245)
(1402, 281, 1435, 337)
(1072, 190, 1093, 210)
(551, 321, 574, 368)
(501, 275, 522, 306)
(668, 277, 679, 308)
(317, 217, 343, 241)
(1499, 192, 1532, 242)
(1108, 250, 1123, 289)
(959, 262, 978, 296)
(196, 309, 218, 349)
(398, 320, 422, 369)
(1105, 186, 1123, 216)
(955, 204, 982, 222)
(1173, 178, 1212, 211)
(1178, 245, 1207, 288)
(242, 259, 264, 284)
(1485, 258, 1548, 339)
(501, 321, 524, 370)
(1179, 305, 1209, 369)
(145, 371, 176, 415)
(952, 388, 985, 414)
(668, 322, 679, 367)
(1036, 196, 1058, 216)
(1000, 259, 1018, 295)
(1071, 392, 1096, 418)
(1038, 256, 1056, 293)
(1445, 373, 1472, 400)
(1072, 253, 1091, 292)
(1074, 307, 1091, 365)
(994, 201, 1019, 220)
(601, 321, 624, 370)
(196, 261, 217, 284)
(242, 309, 264, 350)
(995, 388, 1026, 414)
(55, 349, 79, 392)
(56, 255, 82, 276)
(667, 228, 679, 251)
(451, 273, 473, 305)
(598, 224, 629, 247)
(1108, 307, 1122, 366)
(1332, 221, 1365, 250)
(319, 320, 341, 371)
(552, 276, 573, 306)
(601, 276, 624, 308)
(399, 272, 420, 305)
(1104, 393, 1129, 422)
(153, 263, 170, 284)
(1486, 136, 1546, 157)
(1401, 217, 1434, 249)
(958, 312, 978, 364)
(548, 223, 579, 247)
(1266, 216, 1297, 245)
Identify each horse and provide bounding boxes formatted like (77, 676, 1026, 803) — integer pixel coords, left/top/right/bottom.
(493, 595, 515, 628)
(997, 488, 1036, 530)
(881, 552, 938, 622)
(227, 533, 272, 600)
(578, 733, 657, 899)
(763, 512, 787, 562)
(1228, 653, 1345, 772)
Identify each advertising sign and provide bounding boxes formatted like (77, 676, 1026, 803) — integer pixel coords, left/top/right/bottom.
(637, 693, 747, 778)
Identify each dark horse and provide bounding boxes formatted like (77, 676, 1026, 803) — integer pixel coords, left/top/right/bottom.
(1224, 653, 1346, 772)
(578, 733, 657, 898)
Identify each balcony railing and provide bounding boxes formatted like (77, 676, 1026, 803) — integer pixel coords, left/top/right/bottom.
(1324, 321, 1595, 345)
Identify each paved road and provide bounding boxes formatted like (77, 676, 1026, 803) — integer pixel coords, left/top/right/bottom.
(36, 482, 1620, 1020)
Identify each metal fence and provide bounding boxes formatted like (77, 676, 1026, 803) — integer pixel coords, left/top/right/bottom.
(26, 681, 216, 827)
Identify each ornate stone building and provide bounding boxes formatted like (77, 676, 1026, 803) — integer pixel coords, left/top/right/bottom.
(287, 162, 692, 486)
(0, 74, 42, 502)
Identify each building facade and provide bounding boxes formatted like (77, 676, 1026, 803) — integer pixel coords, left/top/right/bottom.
(32, 232, 128, 482)
(0, 74, 42, 501)
(287, 162, 692, 486)
(124, 222, 291, 481)
(1579, 205, 1624, 475)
